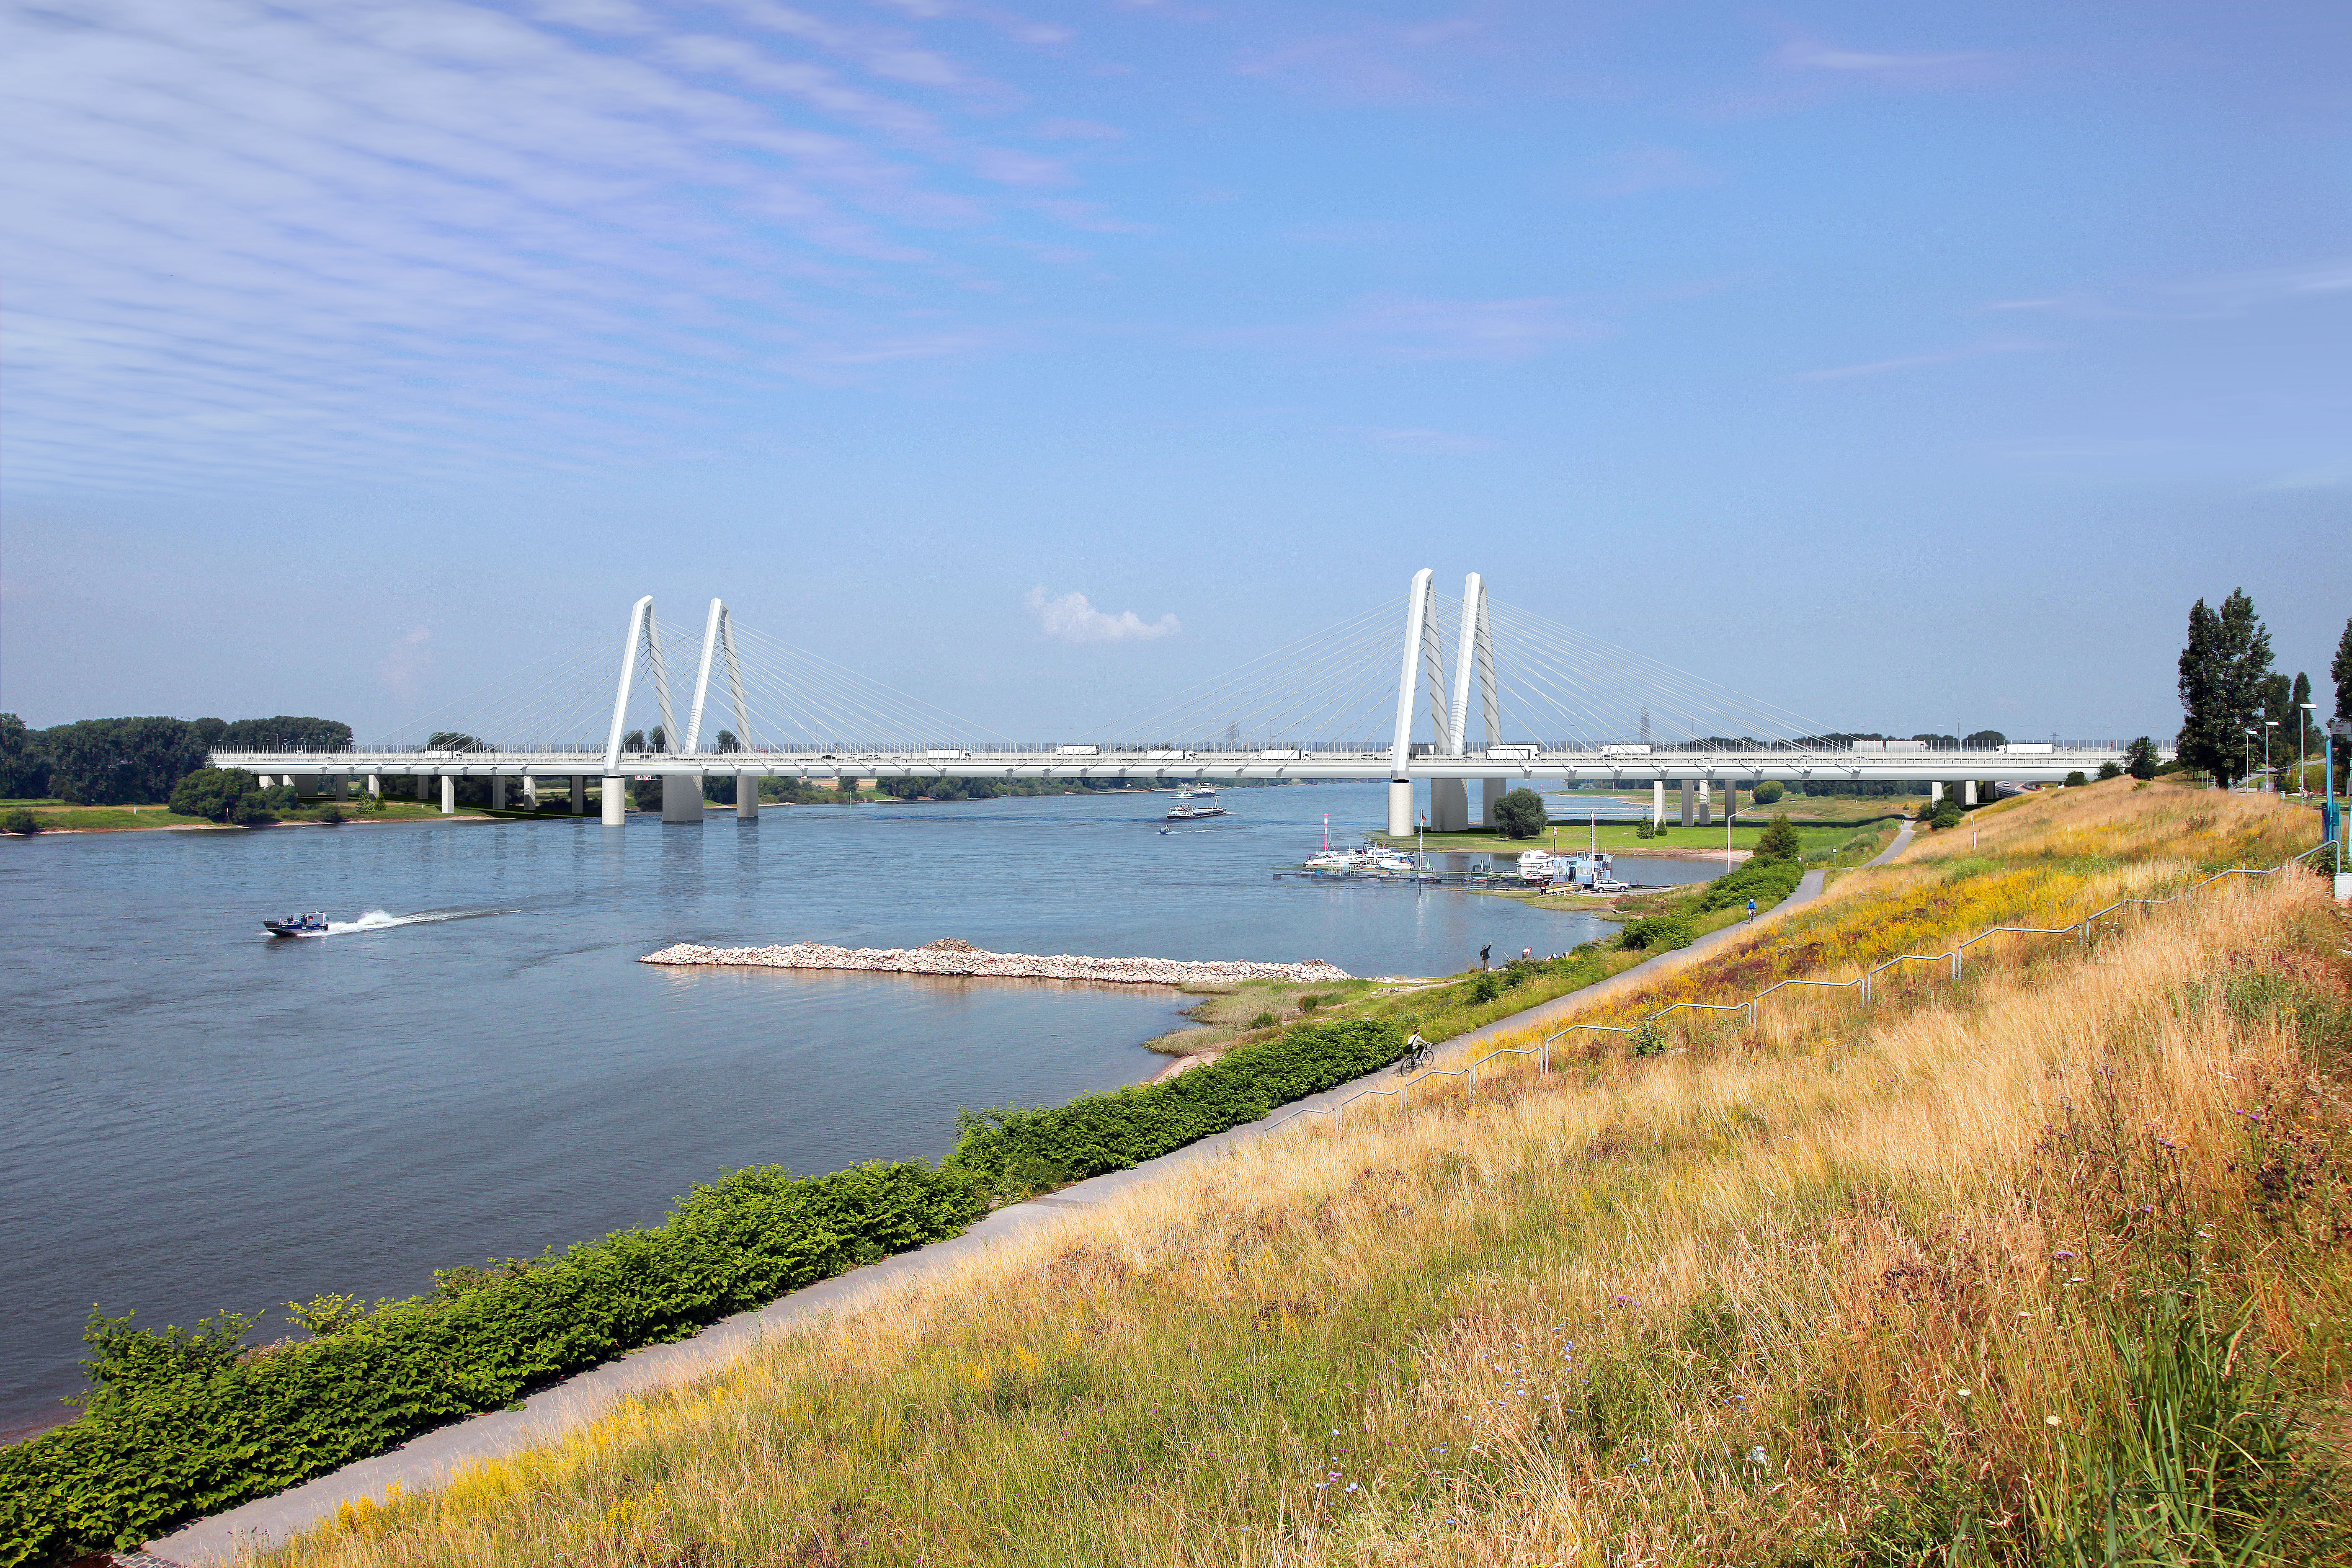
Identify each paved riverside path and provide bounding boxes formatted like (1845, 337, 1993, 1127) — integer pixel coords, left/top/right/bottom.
(1433, 815, 1912, 1061)
(143, 819, 1913, 1565)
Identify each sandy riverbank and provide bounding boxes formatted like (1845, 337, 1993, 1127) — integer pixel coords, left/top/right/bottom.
(640, 936, 1352, 988)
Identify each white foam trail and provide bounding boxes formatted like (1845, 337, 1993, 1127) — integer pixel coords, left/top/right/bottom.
(325, 909, 498, 934)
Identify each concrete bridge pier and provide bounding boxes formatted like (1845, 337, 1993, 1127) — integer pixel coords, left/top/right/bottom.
(737, 772, 758, 820)
(335, 778, 350, 802)
(366, 774, 381, 799)
(440, 777, 455, 815)
(521, 775, 539, 809)
(1480, 777, 1506, 827)
(1697, 782, 1712, 827)
(1428, 776, 1469, 833)
(490, 776, 506, 810)
(1388, 779, 1413, 836)
(1931, 781, 1943, 806)
(660, 774, 702, 823)
(602, 776, 626, 826)
(1963, 780, 1978, 807)
(1652, 779, 1664, 825)
(571, 776, 587, 815)
(1680, 779, 1695, 826)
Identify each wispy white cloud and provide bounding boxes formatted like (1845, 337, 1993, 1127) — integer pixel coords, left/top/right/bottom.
(1580, 143, 1713, 198)
(1320, 293, 1606, 361)
(1777, 40, 1988, 74)
(2180, 258, 2352, 307)
(382, 625, 433, 702)
(1024, 587, 1181, 642)
(1365, 428, 1492, 455)
(1796, 337, 2041, 381)
(0, 0, 1122, 491)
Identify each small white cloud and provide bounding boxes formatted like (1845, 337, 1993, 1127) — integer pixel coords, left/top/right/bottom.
(1581, 143, 1712, 198)
(2257, 466, 2352, 493)
(1024, 588, 1180, 643)
(382, 625, 432, 701)
(1777, 41, 1986, 73)
(1326, 294, 1603, 361)
(1797, 337, 2040, 381)
(1367, 428, 1492, 455)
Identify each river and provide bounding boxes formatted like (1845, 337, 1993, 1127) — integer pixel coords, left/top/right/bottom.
(0, 781, 1684, 1432)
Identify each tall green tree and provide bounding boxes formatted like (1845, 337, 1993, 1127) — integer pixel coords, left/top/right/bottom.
(2124, 736, 2160, 780)
(169, 768, 259, 823)
(44, 718, 210, 805)
(2175, 590, 2273, 788)
(1753, 814, 1803, 862)
(2332, 618, 2352, 782)
(218, 716, 353, 751)
(0, 713, 49, 799)
(1491, 787, 1548, 839)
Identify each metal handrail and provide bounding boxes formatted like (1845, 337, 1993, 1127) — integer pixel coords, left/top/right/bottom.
(1275, 837, 2341, 1140)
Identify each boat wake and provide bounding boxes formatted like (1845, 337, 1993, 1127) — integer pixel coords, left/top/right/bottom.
(325, 908, 507, 934)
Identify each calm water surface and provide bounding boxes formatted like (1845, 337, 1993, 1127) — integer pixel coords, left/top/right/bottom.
(0, 782, 1630, 1429)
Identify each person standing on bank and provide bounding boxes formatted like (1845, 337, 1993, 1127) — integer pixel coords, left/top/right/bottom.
(1480, 944, 1491, 970)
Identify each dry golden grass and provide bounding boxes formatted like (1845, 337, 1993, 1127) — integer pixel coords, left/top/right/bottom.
(258, 784, 2351, 1568)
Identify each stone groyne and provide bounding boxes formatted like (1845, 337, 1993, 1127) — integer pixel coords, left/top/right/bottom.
(639, 936, 1351, 988)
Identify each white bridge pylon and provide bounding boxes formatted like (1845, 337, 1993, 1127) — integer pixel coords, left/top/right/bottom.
(1385, 570, 1510, 836)
(598, 596, 762, 826)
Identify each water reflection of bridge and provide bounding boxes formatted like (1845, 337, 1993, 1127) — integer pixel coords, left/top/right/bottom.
(217, 570, 2124, 831)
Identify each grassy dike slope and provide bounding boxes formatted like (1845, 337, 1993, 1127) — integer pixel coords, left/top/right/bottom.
(262, 781, 2349, 1568)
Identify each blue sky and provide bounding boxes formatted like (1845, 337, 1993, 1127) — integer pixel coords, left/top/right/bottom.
(1, 0, 2345, 744)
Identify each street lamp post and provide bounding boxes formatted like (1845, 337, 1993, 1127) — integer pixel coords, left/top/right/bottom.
(2244, 728, 2256, 790)
(2264, 720, 2279, 793)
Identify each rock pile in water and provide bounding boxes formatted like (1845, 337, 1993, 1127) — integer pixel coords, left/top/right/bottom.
(638, 939, 1351, 987)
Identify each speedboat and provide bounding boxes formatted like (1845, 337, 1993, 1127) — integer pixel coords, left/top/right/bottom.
(263, 912, 331, 937)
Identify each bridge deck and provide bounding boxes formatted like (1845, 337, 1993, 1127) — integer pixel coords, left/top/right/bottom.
(214, 748, 2125, 784)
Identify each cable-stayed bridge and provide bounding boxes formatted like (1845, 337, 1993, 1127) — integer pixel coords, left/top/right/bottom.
(216, 570, 2127, 833)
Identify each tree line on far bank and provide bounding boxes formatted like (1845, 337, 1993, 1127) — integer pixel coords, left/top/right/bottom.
(0, 714, 351, 805)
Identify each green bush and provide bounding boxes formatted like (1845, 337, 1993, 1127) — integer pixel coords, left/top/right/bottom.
(1619, 914, 1697, 951)
(1692, 856, 1804, 914)
(946, 1017, 1406, 1197)
(1751, 814, 1802, 862)
(2065, 770, 2089, 787)
(1248, 1010, 1278, 1028)
(1469, 971, 1504, 1004)
(0, 1162, 986, 1563)
(1, 808, 37, 835)
(2098, 761, 2124, 781)
(1751, 779, 1785, 805)
(1491, 788, 1547, 839)
(165, 768, 256, 823)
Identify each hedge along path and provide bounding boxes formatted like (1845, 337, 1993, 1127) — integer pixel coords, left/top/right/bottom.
(93, 1018, 1388, 1568)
